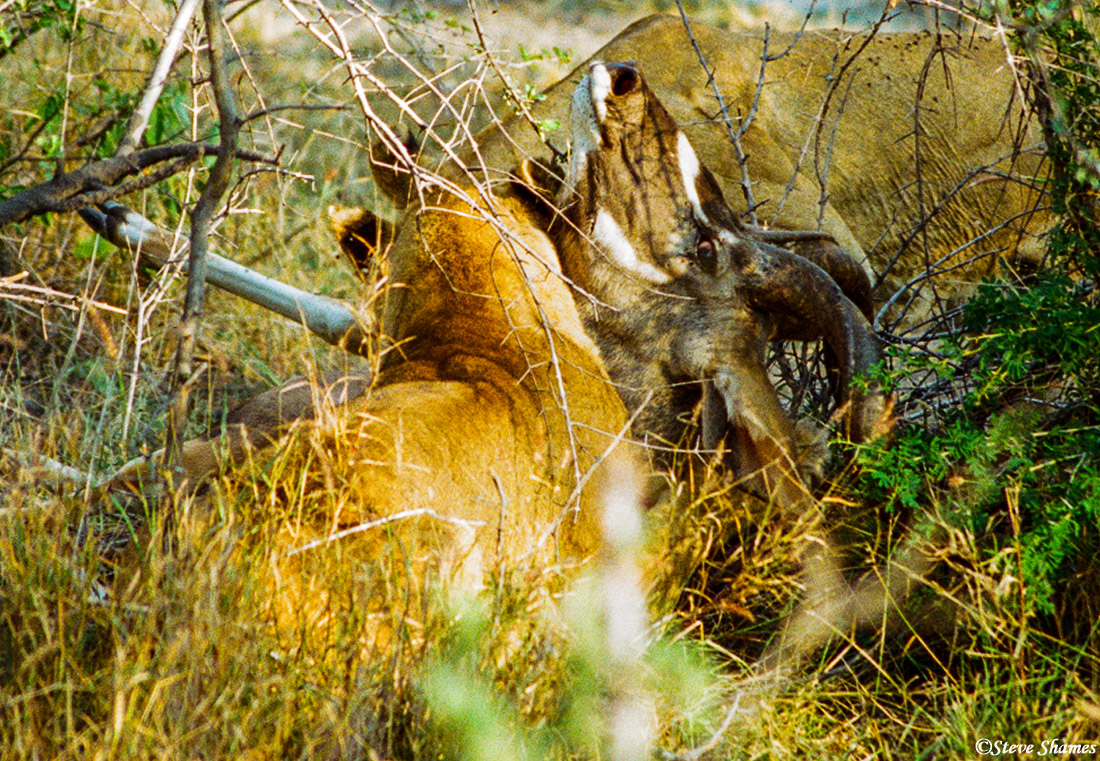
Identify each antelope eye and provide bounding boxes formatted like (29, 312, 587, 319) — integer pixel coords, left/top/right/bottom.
(695, 237, 716, 267)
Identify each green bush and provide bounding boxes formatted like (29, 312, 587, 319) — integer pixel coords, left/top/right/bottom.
(858, 0, 1100, 622)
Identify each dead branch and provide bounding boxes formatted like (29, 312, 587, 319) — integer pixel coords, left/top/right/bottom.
(282, 509, 488, 558)
(770, 14, 891, 229)
(115, 0, 201, 156)
(0, 143, 275, 228)
(0, 270, 127, 315)
(163, 0, 241, 511)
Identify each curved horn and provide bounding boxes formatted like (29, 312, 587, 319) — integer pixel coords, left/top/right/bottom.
(749, 229, 874, 322)
(733, 240, 887, 444)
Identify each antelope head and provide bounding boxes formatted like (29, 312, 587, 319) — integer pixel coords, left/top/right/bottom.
(553, 61, 886, 510)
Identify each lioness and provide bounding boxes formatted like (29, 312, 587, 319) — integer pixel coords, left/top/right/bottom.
(459, 14, 1047, 328)
(90, 59, 885, 631)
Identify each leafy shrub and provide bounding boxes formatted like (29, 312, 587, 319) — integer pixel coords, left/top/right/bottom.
(858, 0, 1100, 623)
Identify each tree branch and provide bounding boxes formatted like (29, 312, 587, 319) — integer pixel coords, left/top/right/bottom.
(162, 0, 241, 516)
(115, 0, 202, 156)
(0, 143, 274, 228)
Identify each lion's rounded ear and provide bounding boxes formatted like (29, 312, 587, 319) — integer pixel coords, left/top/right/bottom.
(329, 205, 395, 282)
(369, 130, 420, 208)
(511, 159, 564, 211)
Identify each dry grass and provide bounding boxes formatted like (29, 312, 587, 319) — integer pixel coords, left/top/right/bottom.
(2, 1, 1099, 759)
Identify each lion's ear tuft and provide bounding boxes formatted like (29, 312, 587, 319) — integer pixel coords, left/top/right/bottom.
(329, 205, 394, 282)
(510, 159, 564, 213)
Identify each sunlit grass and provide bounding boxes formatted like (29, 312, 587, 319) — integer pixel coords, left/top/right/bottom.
(2, 1, 1099, 759)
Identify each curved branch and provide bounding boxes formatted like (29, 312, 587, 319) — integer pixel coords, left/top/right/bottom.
(0, 143, 276, 228)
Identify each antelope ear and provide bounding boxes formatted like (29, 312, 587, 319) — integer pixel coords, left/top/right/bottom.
(329, 206, 394, 282)
(712, 364, 815, 513)
(369, 130, 420, 207)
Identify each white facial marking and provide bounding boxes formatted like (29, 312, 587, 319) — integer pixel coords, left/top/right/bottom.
(717, 228, 741, 246)
(677, 131, 710, 225)
(589, 62, 612, 123)
(593, 209, 672, 284)
(563, 69, 603, 200)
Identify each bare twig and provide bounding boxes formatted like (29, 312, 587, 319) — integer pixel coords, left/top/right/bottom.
(466, 0, 565, 166)
(0, 108, 60, 175)
(657, 693, 744, 761)
(524, 395, 652, 563)
(770, 14, 891, 230)
(162, 0, 241, 516)
(115, 0, 202, 156)
(241, 103, 349, 122)
(876, 238, 1010, 331)
(672, 0, 759, 223)
(0, 270, 127, 315)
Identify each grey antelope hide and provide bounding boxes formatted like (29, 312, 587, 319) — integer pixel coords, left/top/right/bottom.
(461, 14, 1049, 331)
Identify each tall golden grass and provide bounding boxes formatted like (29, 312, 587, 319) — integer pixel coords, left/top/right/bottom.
(1, 1, 1097, 758)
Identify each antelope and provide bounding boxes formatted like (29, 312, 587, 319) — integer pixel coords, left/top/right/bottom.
(552, 60, 910, 676)
(467, 14, 1048, 331)
(550, 61, 884, 507)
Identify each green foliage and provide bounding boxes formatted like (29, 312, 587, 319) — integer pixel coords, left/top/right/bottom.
(517, 43, 573, 65)
(858, 0, 1100, 619)
(965, 276, 1100, 400)
(421, 594, 565, 761)
(143, 79, 190, 147)
(0, 0, 79, 59)
(420, 579, 716, 761)
(0, 27, 190, 208)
